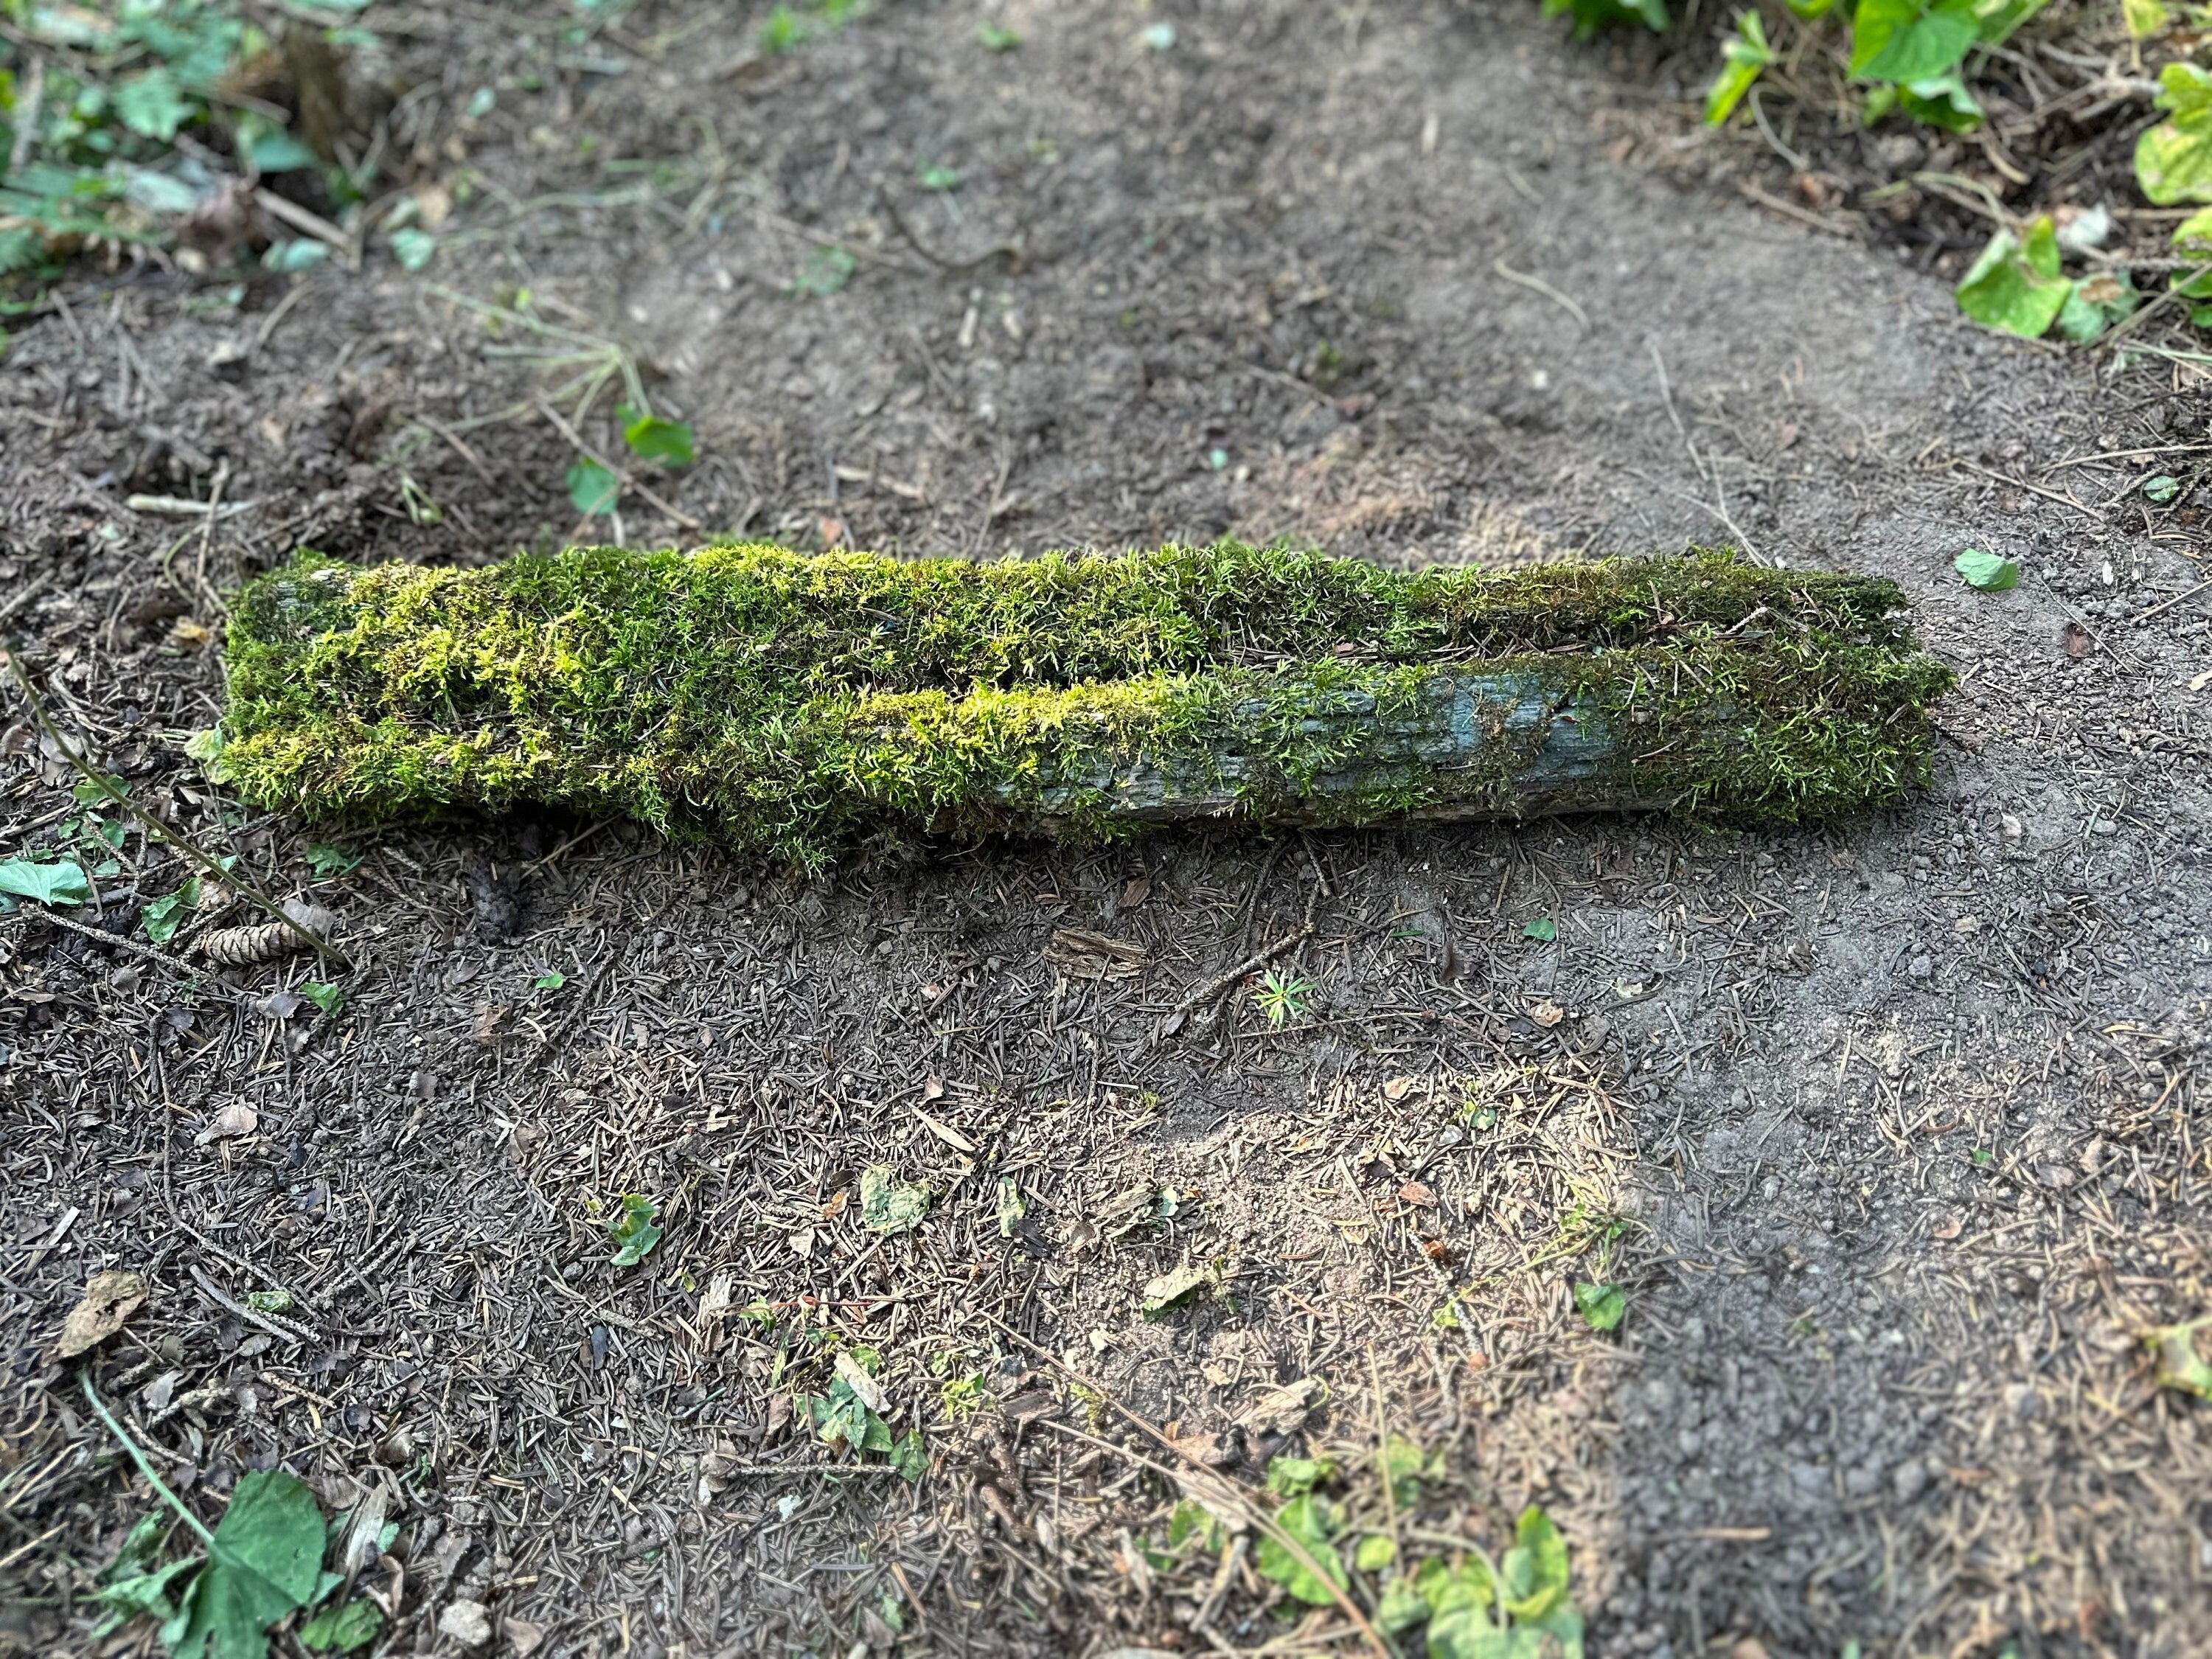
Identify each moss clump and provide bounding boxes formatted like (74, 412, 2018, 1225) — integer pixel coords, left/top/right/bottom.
(214, 541, 1951, 865)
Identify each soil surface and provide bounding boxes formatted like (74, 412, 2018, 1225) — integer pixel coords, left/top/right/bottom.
(4, 3, 2210, 1658)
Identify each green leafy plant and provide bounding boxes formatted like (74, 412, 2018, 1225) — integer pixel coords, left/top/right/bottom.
(1954, 549, 2020, 591)
(1540, 0, 1669, 40)
(1253, 968, 1314, 1026)
(300, 981, 345, 1017)
(303, 844, 361, 879)
(80, 1378, 382, 1659)
(566, 459, 622, 518)
(1523, 917, 1558, 942)
(606, 1193, 662, 1266)
(616, 403, 695, 468)
(978, 20, 1021, 49)
(859, 1165, 928, 1233)
(2136, 63, 2212, 205)
(0, 856, 90, 907)
(789, 243, 857, 296)
(1954, 217, 2072, 339)
(1573, 1281, 1627, 1331)
(1703, 11, 1775, 125)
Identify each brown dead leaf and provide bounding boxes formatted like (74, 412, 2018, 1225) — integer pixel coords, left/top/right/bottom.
(195, 1102, 257, 1145)
(1381, 1075, 1416, 1103)
(505, 1618, 546, 1658)
(58, 1269, 150, 1357)
(1398, 1180, 1438, 1208)
(2062, 621, 2093, 659)
(472, 1004, 507, 1043)
(819, 1191, 849, 1222)
(1045, 928, 1147, 981)
(1119, 872, 1152, 908)
(1930, 1214, 1963, 1241)
(1234, 1374, 1326, 1436)
(1529, 999, 1565, 1028)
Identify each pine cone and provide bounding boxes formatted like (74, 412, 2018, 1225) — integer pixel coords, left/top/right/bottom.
(197, 900, 335, 968)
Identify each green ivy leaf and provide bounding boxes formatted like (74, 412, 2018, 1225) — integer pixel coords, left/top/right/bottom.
(1522, 917, 1557, 942)
(1851, 0, 1978, 83)
(978, 21, 1020, 49)
(304, 844, 361, 878)
(790, 245, 857, 297)
(607, 1193, 662, 1266)
(2135, 64, 2212, 204)
(1376, 1573, 1430, 1633)
(301, 982, 345, 1017)
(0, 858, 91, 907)
(1895, 69, 1983, 131)
(1703, 11, 1773, 126)
(1255, 1495, 1347, 1606)
(859, 1165, 928, 1233)
(888, 1429, 928, 1483)
(298, 1599, 383, 1652)
(389, 229, 437, 272)
(1954, 549, 2020, 591)
(1354, 1534, 1398, 1572)
(168, 1471, 325, 1659)
(1500, 1506, 1572, 1621)
(1573, 1281, 1626, 1332)
(1265, 1455, 1336, 1498)
(138, 891, 189, 944)
(566, 459, 621, 516)
(1954, 218, 2070, 338)
(1539, 0, 1668, 38)
(2124, 0, 2171, 35)
(114, 70, 194, 141)
(616, 404, 695, 467)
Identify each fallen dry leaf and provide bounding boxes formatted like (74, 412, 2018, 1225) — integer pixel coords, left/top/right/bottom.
(818, 1191, 849, 1222)
(2062, 621, 2093, 659)
(1382, 1075, 1416, 1103)
(505, 1618, 546, 1657)
(58, 1269, 149, 1357)
(1529, 999, 1566, 1028)
(1398, 1180, 1438, 1208)
(1119, 872, 1152, 908)
(1234, 1374, 1326, 1436)
(195, 1102, 257, 1145)
(1930, 1214, 1963, 1241)
(472, 1004, 507, 1043)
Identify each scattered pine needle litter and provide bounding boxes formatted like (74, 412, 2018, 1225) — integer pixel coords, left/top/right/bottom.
(209, 542, 1951, 863)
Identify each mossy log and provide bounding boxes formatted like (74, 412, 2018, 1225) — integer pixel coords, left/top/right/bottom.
(212, 542, 1952, 865)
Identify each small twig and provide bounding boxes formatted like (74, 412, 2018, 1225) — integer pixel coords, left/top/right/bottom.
(1154, 923, 1314, 1045)
(2136, 577, 2212, 622)
(79, 1374, 217, 1548)
(875, 187, 1021, 274)
(1492, 258, 1587, 329)
(1949, 459, 2104, 524)
(189, 1264, 313, 1346)
(533, 395, 705, 532)
(123, 495, 257, 520)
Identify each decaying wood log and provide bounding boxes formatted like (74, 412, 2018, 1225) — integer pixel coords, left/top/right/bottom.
(209, 541, 1951, 865)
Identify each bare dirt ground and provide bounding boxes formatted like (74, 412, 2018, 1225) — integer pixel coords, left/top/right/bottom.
(4, 2, 2211, 1657)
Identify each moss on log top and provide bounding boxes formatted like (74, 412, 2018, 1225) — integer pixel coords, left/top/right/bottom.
(213, 541, 1951, 864)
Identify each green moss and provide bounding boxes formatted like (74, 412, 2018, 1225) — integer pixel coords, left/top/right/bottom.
(215, 542, 1951, 866)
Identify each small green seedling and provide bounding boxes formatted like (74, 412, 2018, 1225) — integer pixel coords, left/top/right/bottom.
(1253, 969, 1313, 1027)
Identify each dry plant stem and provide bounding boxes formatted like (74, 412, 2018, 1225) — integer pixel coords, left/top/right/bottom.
(1155, 922, 1315, 1045)
(978, 1310, 1391, 1659)
(0, 651, 349, 971)
(78, 1374, 218, 1548)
